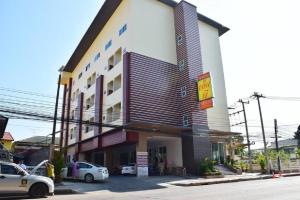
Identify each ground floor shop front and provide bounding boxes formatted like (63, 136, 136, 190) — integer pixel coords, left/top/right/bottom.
(65, 128, 240, 176)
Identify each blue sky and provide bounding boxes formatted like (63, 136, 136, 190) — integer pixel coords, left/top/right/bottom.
(1, 0, 300, 148)
(0, 0, 103, 140)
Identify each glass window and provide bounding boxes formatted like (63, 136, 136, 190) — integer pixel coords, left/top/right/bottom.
(119, 24, 127, 36)
(105, 40, 112, 51)
(94, 53, 100, 62)
(177, 35, 183, 46)
(183, 115, 188, 127)
(78, 163, 92, 169)
(1, 164, 18, 175)
(179, 60, 185, 71)
(181, 86, 187, 97)
(85, 63, 91, 71)
(78, 72, 83, 79)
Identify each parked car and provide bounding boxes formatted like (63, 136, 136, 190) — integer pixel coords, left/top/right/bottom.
(62, 161, 109, 183)
(0, 160, 54, 198)
(121, 163, 137, 175)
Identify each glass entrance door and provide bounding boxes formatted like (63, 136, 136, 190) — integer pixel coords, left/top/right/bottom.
(212, 143, 225, 164)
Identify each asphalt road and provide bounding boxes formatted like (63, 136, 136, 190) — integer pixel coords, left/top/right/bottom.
(3, 176, 300, 200)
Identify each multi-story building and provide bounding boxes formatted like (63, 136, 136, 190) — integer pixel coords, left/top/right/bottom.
(59, 0, 237, 175)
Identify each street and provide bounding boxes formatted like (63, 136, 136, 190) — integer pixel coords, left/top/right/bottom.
(5, 176, 298, 200)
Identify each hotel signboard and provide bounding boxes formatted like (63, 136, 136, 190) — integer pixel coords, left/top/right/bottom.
(197, 72, 213, 110)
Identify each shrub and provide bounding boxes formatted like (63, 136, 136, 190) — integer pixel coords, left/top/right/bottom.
(199, 158, 220, 176)
(52, 151, 64, 182)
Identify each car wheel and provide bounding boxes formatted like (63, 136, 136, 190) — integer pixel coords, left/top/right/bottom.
(29, 183, 48, 198)
(85, 173, 94, 183)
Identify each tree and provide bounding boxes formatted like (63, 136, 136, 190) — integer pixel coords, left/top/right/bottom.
(294, 125, 300, 146)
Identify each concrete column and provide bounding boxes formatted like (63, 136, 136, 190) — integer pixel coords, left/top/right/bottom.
(136, 133, 148, 177)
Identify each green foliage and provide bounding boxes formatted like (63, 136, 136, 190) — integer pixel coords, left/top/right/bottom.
(255, 153, 267, 171)
(199, 158, 220, 176)
(296, 148, 300, 158)
(52, 151, 64, 178)
(268, 149, 290, 163)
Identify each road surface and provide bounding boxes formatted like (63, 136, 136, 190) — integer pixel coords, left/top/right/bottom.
(2, 176, 300, 200)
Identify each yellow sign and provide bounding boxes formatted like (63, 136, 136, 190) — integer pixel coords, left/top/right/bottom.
(197, 72, 213, 101)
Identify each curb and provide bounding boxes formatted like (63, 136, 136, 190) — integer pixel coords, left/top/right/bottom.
(173, 175, 274, 187)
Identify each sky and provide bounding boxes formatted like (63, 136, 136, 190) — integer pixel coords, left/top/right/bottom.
(0, 0, 300, 148)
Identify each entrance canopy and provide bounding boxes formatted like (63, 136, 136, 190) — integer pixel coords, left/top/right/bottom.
(208, 129, 242, 142)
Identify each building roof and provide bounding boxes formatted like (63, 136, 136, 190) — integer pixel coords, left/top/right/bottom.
(16, 136, 60, 145)
(270, 139, 298, 149)
(0, 132, 14, 141)
(63, 0, 229, 73)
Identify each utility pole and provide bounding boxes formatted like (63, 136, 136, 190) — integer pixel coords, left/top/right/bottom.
(238, 99, 252, 170)
(252, 92, 270, 173)
(274, 119, 281, 172)
(50, 74, 61, 160)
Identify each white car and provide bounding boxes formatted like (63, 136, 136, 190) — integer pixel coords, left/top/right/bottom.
(62, 162, 109, 183)
(0, 160, 54, 198)
(121, 163, 136, 175)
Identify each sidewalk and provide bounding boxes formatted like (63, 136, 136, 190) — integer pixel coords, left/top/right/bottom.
(169, 172, 300, 187)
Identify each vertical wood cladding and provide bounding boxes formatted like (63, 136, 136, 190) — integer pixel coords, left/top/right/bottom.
(126, 52, 180, 126)
(95, 75, 104, 135)
(174, 1, 211, 174)
(174, 1, 208, 128)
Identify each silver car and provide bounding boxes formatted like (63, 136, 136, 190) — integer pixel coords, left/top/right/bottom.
(0, 160, 54, 198)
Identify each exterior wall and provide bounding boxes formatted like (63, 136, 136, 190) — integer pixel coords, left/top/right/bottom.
(199, 21, 230, 132)
(60, 0, 231, 175)
(125, 52, 180, 126)
(174, 1, 210, 174)
(129, 0, 177, 65)
(63, 0, 132, 146)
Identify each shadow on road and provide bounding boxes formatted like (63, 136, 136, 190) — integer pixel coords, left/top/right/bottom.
(59, 175, 185, 193)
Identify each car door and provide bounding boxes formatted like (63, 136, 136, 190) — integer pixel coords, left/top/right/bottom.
(78, 163, 93, 180)
(0, 163, 26, 192)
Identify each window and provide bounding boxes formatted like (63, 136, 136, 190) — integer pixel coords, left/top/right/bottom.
(85, 125, 89, 133)
(179, 60, 185, 71)
(114, 48, 122, 65)
(70, 128, 73, 139)
(181, 86, 187, 97)
(177, 35, 183, 46)
(107, 81, 114, 95)
(119, 24, 127, 36)
(94, 52, 100, 62)
(78, 72, 83, 79)
(72, 92, 75, 102)
(86, 73, 96, 89)
(1, 164, 18, 175)
(71, 110, 75, 120)
(114, 74, 121, 91)
(85, 63, 91, 71)
(78, 163, 92, 169)
(108, 48, 122, 71)
(105, 40, 112, 51)
(106, 107, 113, 123)
(183, 115, 189, 127)
(113, 103, 121, 121)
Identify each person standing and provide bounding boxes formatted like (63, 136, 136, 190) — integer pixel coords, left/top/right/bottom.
(71, 158, 79, 179)
(45, 161, 55, 181)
